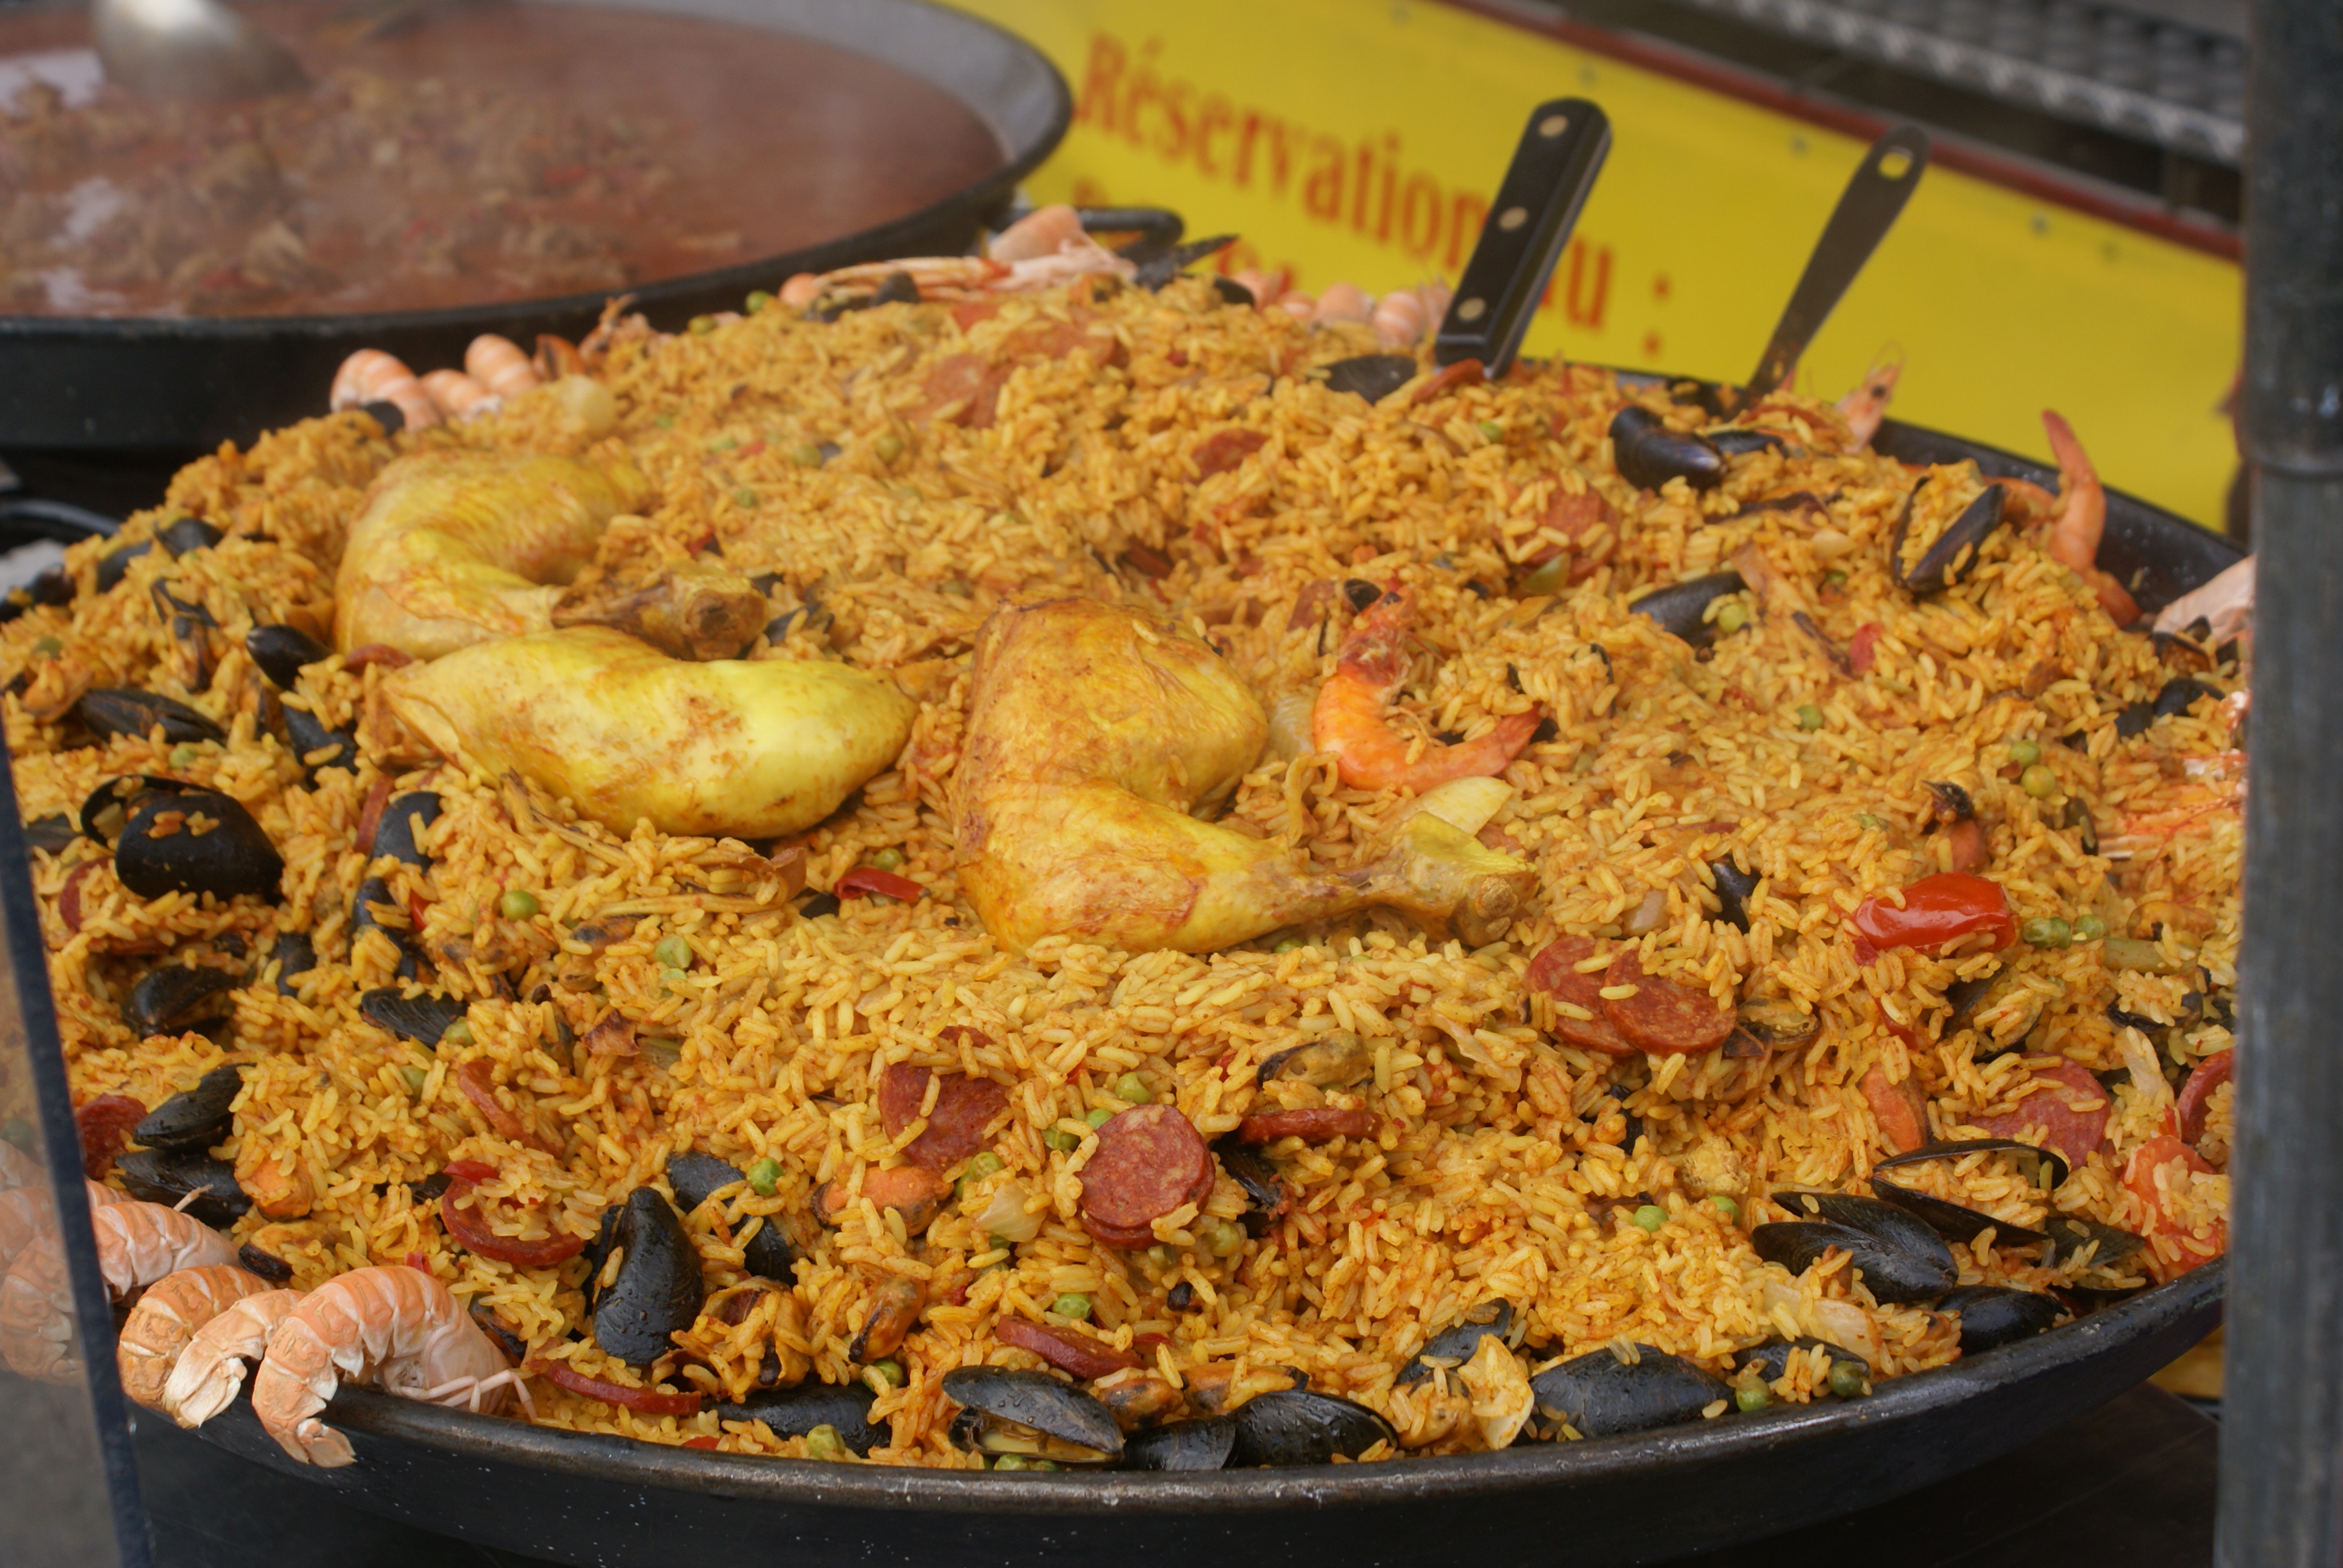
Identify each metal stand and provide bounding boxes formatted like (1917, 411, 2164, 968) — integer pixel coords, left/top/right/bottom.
(2218, 2, 2343, 1563)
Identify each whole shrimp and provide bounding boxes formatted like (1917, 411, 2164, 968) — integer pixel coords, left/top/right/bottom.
(250, 1265, 525, 1467)
(464, 333, 544, 400)
(330, 349, 441, 431)
(778, 205, 1134, 310)
(116, 1263, 273, 1413)
(0, 1176, 125, 1272)
(1312, 584, 1541, 793)
(0, 1193, 237, 1380)
(2034, 411, 2141, 624)
(1837, 352, 1902, 449)
(164, 1286, 303, 1428)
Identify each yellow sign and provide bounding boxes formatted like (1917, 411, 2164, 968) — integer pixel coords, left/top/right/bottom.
(946, 0, 2242, 530)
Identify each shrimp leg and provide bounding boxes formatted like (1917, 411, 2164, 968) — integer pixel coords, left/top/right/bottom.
(1312, 586, 1540, 794)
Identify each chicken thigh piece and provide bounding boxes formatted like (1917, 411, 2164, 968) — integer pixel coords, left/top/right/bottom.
(955, 596, 1534, 955)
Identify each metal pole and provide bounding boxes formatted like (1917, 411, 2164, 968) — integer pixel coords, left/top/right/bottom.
(2218, 1, 2343, 1564)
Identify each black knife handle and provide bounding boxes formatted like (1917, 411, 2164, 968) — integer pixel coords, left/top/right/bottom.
(1745, 124, 1931, 397)
(1434, 99, 1611, 377)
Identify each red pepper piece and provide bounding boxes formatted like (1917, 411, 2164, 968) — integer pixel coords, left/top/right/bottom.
(836, 867, 924, 902)
(1849, 872, 2014, 962)
(1849, 622, 1884, 675)
(442, 1158, 497, 1184)
(531, 1361, 703, 1416)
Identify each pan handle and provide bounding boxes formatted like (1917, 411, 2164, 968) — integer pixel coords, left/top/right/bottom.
(1434, 100, 1611, 378)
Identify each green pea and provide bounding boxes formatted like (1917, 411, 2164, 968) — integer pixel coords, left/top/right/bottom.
(866, 1358, 905, 1391)
(804, 1425, 848, 1461)
(2072, 913, 2108, 942)
(874, 433, 905, 463)
(1827, 1361, 1869, 1399)
(1633, 1204, 1668, 1232)
(940, 580, 972, 597)
(1201, 1218, 1245, 1257)
(1855, 814, 1885, 831)
(747, 1157, 782, 1196)
(2022, 916, 2074, 949)
(168, 743, 200, 769)
(1085, 1107, 1113, 1129)
(1052, 1292, 1092, 1321)
(1516, 554, 1571, 596)
(1735, 1383, 1772, 1413)
(654, 413, 677, 429)
(689, 315, 716, 335)
(1145, 1244, 1176, 1267)
(1795, 704, 1825, 731)
(400, 1064, 427, 1096)
(992, 1454, 1032, 1471)
(745, 290, 775, 315)
(870, 847, 905, 871)
(734, 488, 759, 509)
(499, 889, 540, 921)
(1572, 750, 1598, 774)
(1044, 1127, 1080, 1152)
(1709, 1195, 1740, 1223)
(2020, 763, 2058, 799)
(1273, 937, 1303, 953)
(709, 436, 738, 451)
(2007, 738, 2043, 767)
(1477, 420, 1504, 442)
(990, 1233, 1018, 1254)
(792, 443, 825, 469)
(1715, 602, 1749, 635)
(655, 934, 693, 970)
(965, 1151, 1004, 1180)
(1113, 1073, 1151, 1104)
(31, 636, 62, 657)
(1824, 570, 1847, 586)
(442, 1018, 474, 1047)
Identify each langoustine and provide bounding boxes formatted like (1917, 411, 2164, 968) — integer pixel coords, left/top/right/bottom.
(0, 1191, 238, 1380)
(165, 1285, 304, 1428)
(1313, 584, 1542, 794)
(116, 1263, 275, 1413)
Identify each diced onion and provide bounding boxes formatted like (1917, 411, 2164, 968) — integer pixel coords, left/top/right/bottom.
(975, 1179, 1042, 1243)
(1266, 692, 1315, 761)
(1403, 776, 1513, 836)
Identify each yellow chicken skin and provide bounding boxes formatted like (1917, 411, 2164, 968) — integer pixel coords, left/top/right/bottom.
(384, 627, 916, 838)
(334, 451, 764, 662)
(955, 596, 1535, 955)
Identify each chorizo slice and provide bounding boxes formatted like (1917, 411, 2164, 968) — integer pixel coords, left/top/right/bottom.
(1859, 1062, 1931, 1154)
(920, 354, 1009, 430)
(76, 1093, 146, 1179)
(1236, 1106, 1375, 1145)
(1080, 1105, 1213, 1250)
(2175, 1049, 2234, 1148)
(1600, 950, 1735, 1056)
(997, 1318, 1141, 1380)
(2123, 1134, 2227, 1282)
(878, 1061, 1008, 1172)
(1193, 428, 1268, 479)
(1525, 936, 1636, 1057)
(1971, 1058, 2109, 1169)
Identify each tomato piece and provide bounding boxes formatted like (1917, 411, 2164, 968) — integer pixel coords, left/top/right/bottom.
(531, 1361, 703, 1416)
(442, 1158, 497, 1184)
(76, 1093, 146, 1178)
(439, 1187, 586, 1267)
(682, 1435, 721, 1450)
(836, 867, 925, 902)
(1850, 872, 2014, 962)
(2123, 1134, 2227, 1282)
(1848, 622, 1884, 675)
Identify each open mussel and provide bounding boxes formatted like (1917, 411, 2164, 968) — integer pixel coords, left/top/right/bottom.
(157, 517, 223, 557)
(357, 988, 467, 1046)
(943, 1367, 1124, 1465)
(244, 624, 330, 689)
(96, 539, 153, 593)
(1121, 1416, 1237, 1471)
(351, 877, 428, 979)
(1706, 428, 1785, 457)
(1227, 1388, 1396, 1466)
(132, 1064, 245, 1151)
(1257, 1031, 1372, 1090)
(281, 705, 356, 779)
(1629, 571, 1746, 648)
(1319, 354, 1418, 403)
(592, 1186, 707, 1365)
(1870, 1140, 2066, 1247)
(113, 787, 283, 903)
(79, 776, 180, 844)
(1731, 1337, 1870, 1395)
(1610, 407, 1726, 492)
(23, 814, 76, 855)
(78, 688, 225, 745)
(122, 964, 239, 1039)
(370, 792, 442, 870)
(1754, 1192, 1958, 1303)
(717, 1382, 888, 1454)
(116, 1146, 250, 1228)
(1529, 1345, 1731, 1439)
(668, 1152, 796, 1279)
(2040, 1214, 2146, 1277)
(1935, 1285, 2061, 1353)
(1210, 1132, 1292, 1235)
(1734, 998, 1818, 1051)
(270, 932, 316, 995)
(1395, 1301, 1512, 1386)
(1709, 858, 1760, 932)
(1889, 478, 2007, 594)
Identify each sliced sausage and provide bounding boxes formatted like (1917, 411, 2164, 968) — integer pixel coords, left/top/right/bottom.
(878, 1061, 1008, 1172)
(1525, 936, 1635, 1057)
(1601, 950, 1735, 1056)
(2123, 1134, 2226, 1282)
(2175, 1049, 2233, 1148)
(1193, 428, 1268, 479)
(920, 354, 1009, 430)
(1236, 1106, 1375, 1145)
(76, 1093, 146, 1178)
(997, 1317, 1141, 1380)
(1859, 1062, 1931, 1154)
(1971, 1058, 2109, 1169)
(1080, 1105, 1213, 1250)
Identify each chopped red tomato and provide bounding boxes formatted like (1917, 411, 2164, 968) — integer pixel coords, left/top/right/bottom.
(531, 1361, 703, 1416)
(1848, 622, 1884, 675)
(2123, 1134, 2227, 1282)
(837, 867, 924, 902)
(1850, 872, 2014, 962)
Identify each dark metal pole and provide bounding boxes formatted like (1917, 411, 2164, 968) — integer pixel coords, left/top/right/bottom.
(2220, 1, 2343, 1564)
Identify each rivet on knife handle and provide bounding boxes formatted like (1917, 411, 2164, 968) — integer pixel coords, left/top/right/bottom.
(1435, 99, 1611, 378)
(1745, 124, 1931, 398)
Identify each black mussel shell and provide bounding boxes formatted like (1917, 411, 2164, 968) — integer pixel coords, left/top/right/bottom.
(1943, 969, 2001, 1030)
(2154, 676, 2218, 720)
(158, 517, 223, 557)
(132, 1063, 244, 1149)
(122, 964, 240, 1039)
(2040, 1214, 2145, 1272)
(116, 1146, 250, 1227)
(717, 1382, 888, 1455)
(1529, 1346, 1731, 1439)
(1734, 998, 1819, 1049)
(370, 792, 442, 870)
(1121, 1417, 1237, 1471)
(1890, 479, 2007, 594)
(115, 789, 283, 903)
(1925, 780, 1974, 820)
(31, 565, 75, 606)
(351, 877, 427, 979)
(797, 890, 842, 920)
(271, 930, 316, 996)
(1396, 1302, 1512, 1386)
(281, 705, 356, 779)
(868, 270, 920, 306)
(592, 1186, 707, 1365)
(1935, 1285, 2061, 1352)
(1706, 428, 1784, 456)
(1341, 578, 1383, 613)
(237, 1242, 294, 1283)
(1868, 1175, 2050, 1247)
(80, 688, 226, 745)
(358, 988, 467, 1046)
(1227, 1388, 1395, 1467)
(1319, 354, 1418, 403)
(246, 625, 331, 691)
(666, 1152, 795, 1279)
(410, 1171, 453, 1203)
(79, 775, 186, 844)
(1710, 858, 1759, 932)
(150, 580, 217, 631)
(1135, 234, 1237, 290)
(360, 398, 405, 434)
(24, 813, 75, 855)
(1731, 1336, 1870, 1387)
(96, 540, 154, 594)
(943, 1367, 1124, 1464)
(1210, 1133, 1291, 1235)
(1611, 407, 1727, 492)
(1875, 1138, 2070, 1194)
(1757, 1193, 1958, 1302)
(1629, 572, 1746, 648)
